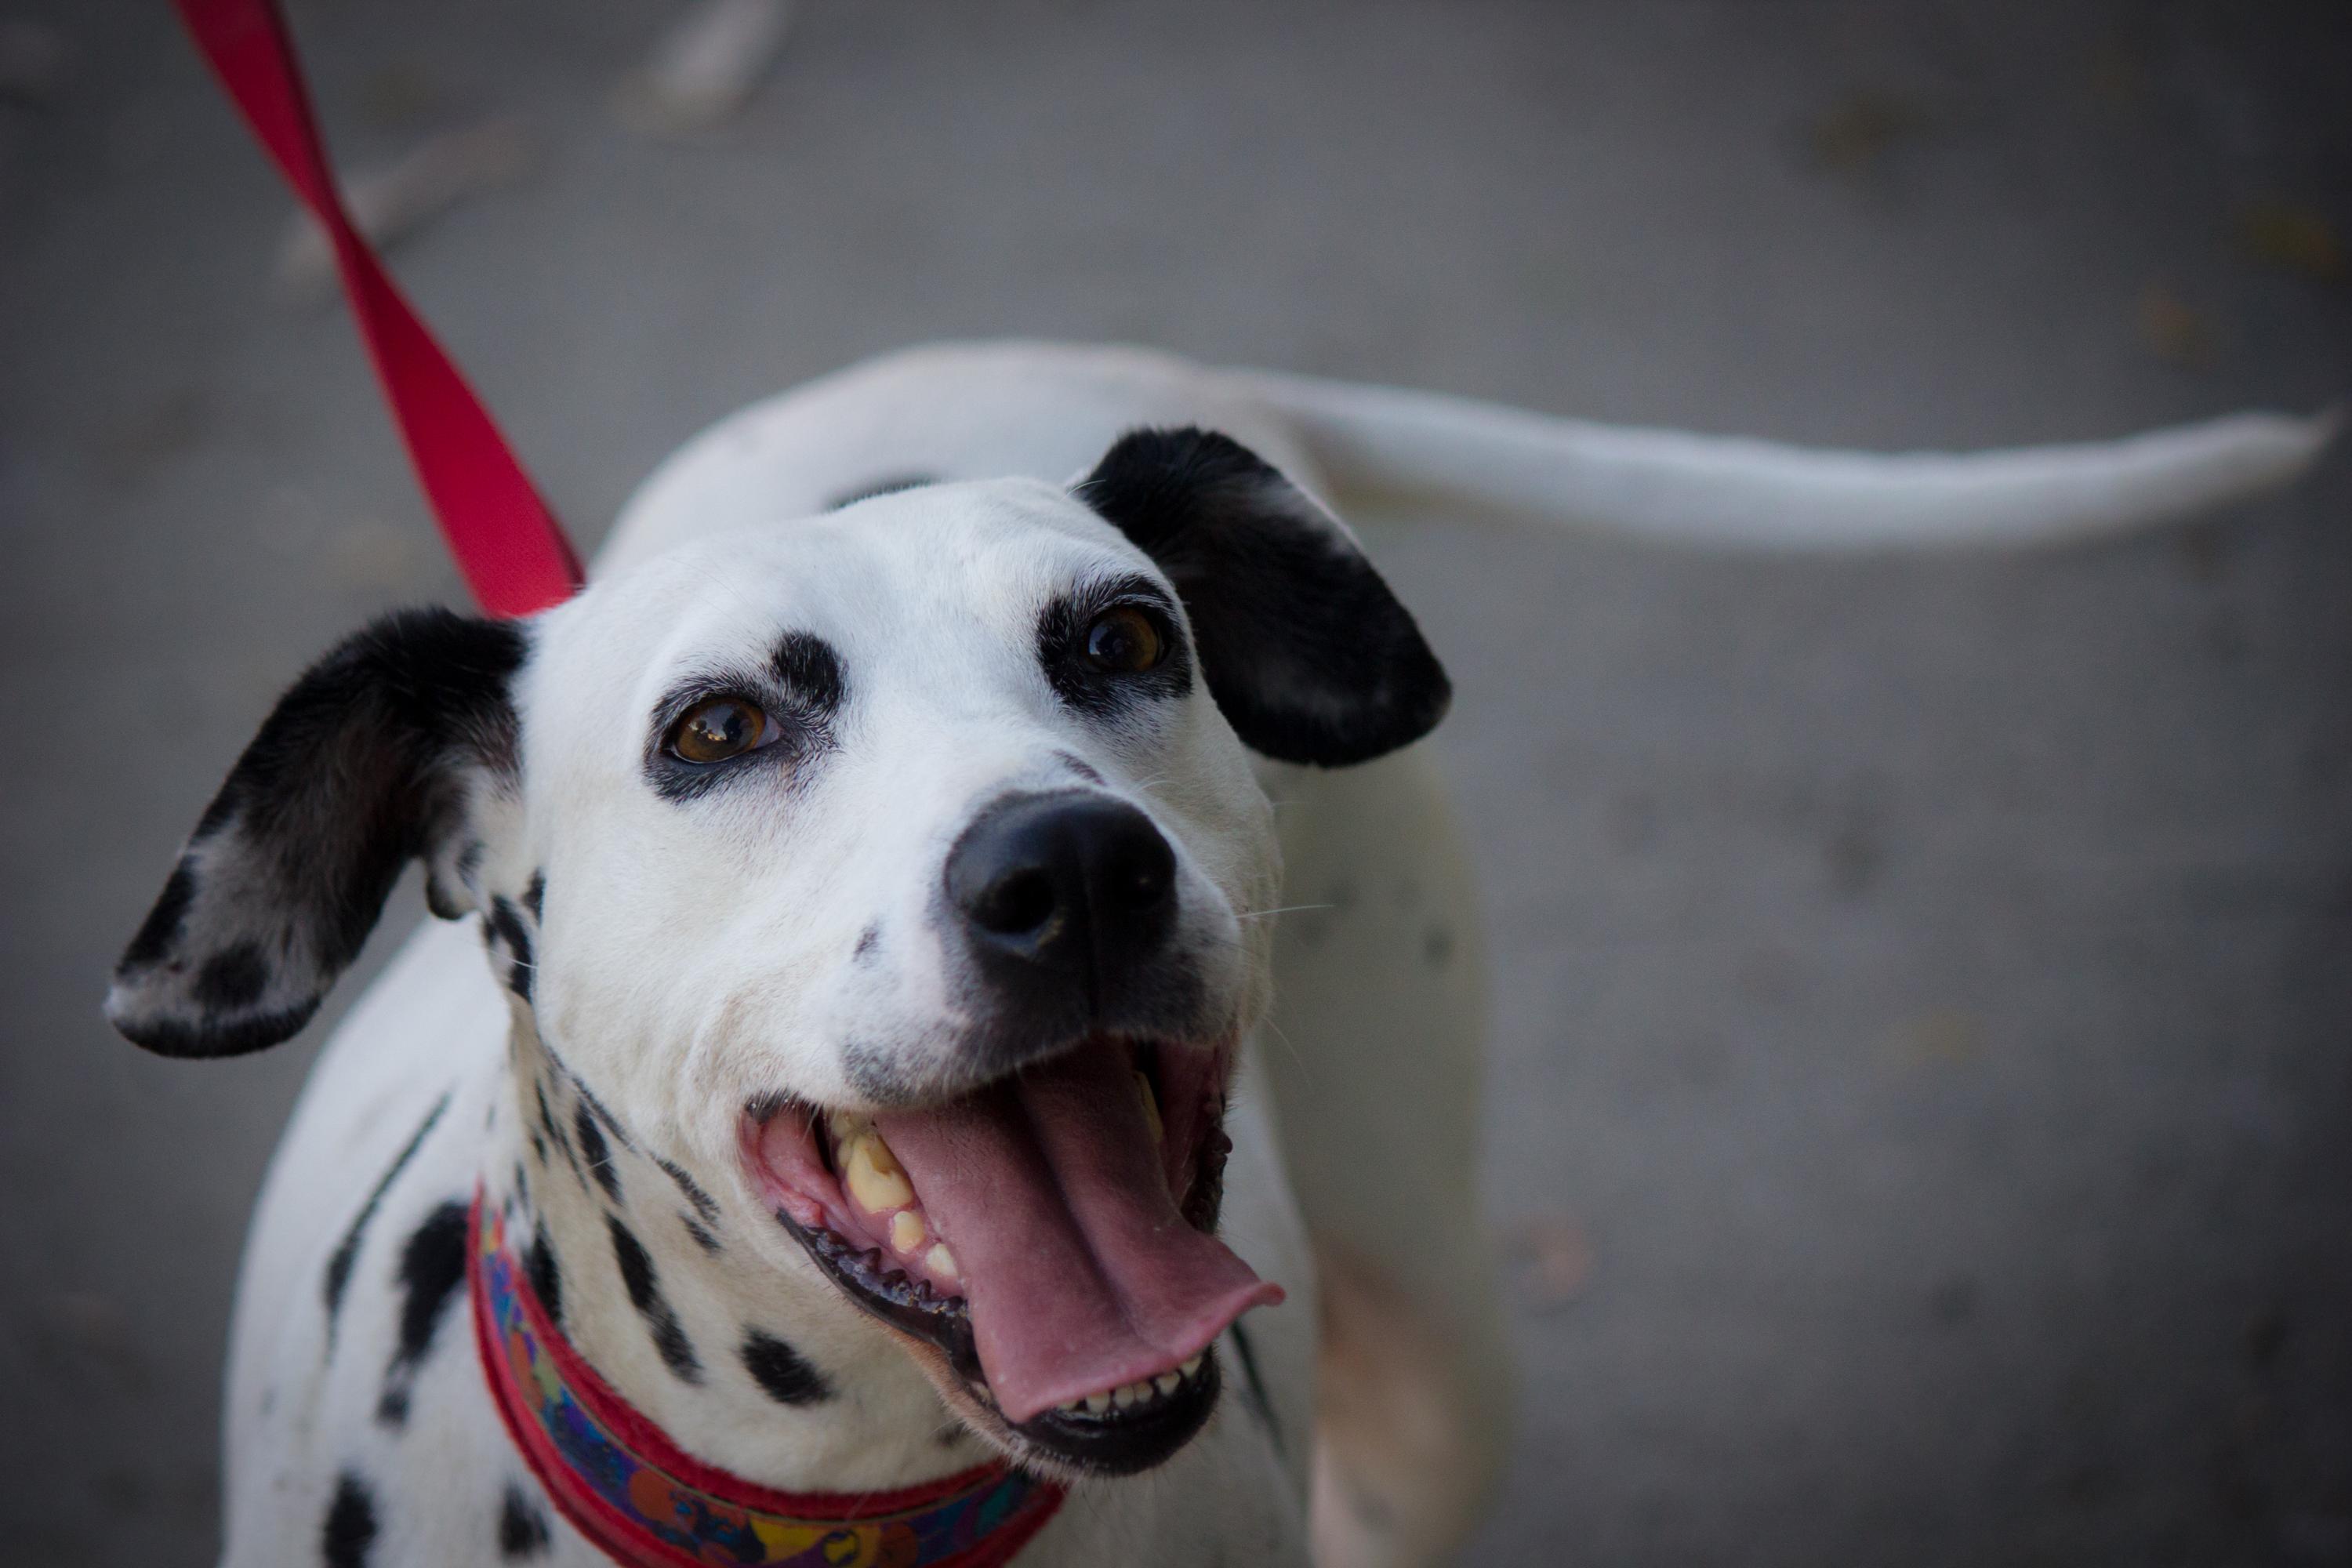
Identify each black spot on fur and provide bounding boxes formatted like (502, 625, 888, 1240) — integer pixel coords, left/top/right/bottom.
(487, 897, 534, 1002)
(608, 1215, 701, 1384)
(826, 474, 935, 510)
(682, 1215, 720, 1253)
(191, 939, 270, 1011)
(121, 858, 198, 969)
(324, 1093, 452, 1348)
(523, 1222, 564, 1329)
(658, 1158, 719, 1221)
(740, 1328, 832, 1406)
(378, 1200, 469, 1427)
(111, 610, 528, 1058)
(853, 924, 880, 963)
(1053, 750, 1105, 786)
(575, 1078, 635, 1152)
(1076, 427, 1449, 767)
(530, 1129, 548, 1167)
(575, 1101, 620, 1204)
(521, 871, 546, 922)
(498, 1482, 550, 1558)
(1228, 1322, 1283, 1460)
(322, 1472, 378, 1568)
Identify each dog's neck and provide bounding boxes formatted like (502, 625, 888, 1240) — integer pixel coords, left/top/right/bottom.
(488, 1011, 994, 1492)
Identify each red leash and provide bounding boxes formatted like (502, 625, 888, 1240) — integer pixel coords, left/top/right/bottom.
(172, 0, 584, 618)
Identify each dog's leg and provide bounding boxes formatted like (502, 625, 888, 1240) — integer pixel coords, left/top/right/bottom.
(1258, 746, 1511, 1567)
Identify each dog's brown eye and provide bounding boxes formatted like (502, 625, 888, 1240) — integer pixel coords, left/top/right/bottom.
(1083, 605, 1166, 674)
(668, 697, 771, 764)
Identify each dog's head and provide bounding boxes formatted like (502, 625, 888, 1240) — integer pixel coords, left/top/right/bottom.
(107, 428, 1446, 1475)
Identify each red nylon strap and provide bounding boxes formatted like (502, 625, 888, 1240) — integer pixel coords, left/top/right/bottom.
(172, 0, 584, 618)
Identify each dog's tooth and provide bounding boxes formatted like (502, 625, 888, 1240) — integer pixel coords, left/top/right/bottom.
(1132, 1067, 1163, 1146)
(1058, 1399, 1083, 1414)
(924, 1243, 958, 1280)
(889, 1210, 926, 1252)
(843, 1133, 913, 1212)
(1112, 1382, 1137, 1409)
(1083, 1392, 1112, 1414)
(1179, 1354, 1203, 1379)
(1155, 1371, 1181, 1396)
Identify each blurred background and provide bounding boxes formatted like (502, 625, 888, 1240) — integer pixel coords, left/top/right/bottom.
(3, 2, 2348, 1563)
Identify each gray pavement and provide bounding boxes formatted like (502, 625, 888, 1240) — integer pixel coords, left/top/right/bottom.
(3, 2, 2347, 1563)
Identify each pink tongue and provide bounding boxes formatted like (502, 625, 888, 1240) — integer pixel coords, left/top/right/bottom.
(873, 1047, 1281, 1423)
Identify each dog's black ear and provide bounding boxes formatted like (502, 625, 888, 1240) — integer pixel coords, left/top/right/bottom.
(106, 608, 529, 1058)
(1076, 427, 1450, 766)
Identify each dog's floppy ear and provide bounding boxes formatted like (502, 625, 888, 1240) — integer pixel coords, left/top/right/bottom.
(106, 608, 529, 1058)
(1076, 427, 1450, 766)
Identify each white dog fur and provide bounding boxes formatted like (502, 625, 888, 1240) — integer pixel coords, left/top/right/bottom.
(107, 340, 2332, 1567)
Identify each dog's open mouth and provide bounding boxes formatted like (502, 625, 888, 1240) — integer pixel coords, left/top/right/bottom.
(740, 1035, 1280, 1472)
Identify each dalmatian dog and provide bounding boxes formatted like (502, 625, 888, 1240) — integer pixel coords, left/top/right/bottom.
(106, 341, 2330, 1568)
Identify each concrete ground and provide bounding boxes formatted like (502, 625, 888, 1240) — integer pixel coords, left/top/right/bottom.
(3, 2, 2347, 1563)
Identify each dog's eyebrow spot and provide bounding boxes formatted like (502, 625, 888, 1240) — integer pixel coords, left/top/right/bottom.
(323, 1091, 452, 1348)
(769, 630, 845, 713)
(497, 1481, 550, 1559)
(574, 1101, 621, 1205)
(608, 1215, 702, 1384)
(321, 1471, 379, 1568)
(740, 1328, 833, 1406)
(825, 474, 936, 510)
(377, 1198, 470, 1428)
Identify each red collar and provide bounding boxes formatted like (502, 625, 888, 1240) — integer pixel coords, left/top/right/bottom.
(469, 1193, 1065, 1567)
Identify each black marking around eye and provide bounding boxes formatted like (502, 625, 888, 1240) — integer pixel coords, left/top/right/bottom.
(378, 1198, 470, 1428)
(644, 635, 846, 804)
(322, 1471, 378, 1568)
(740, 1328, 833, 1406)
(825, 474, 936, 510)
(575, 1102, 621, 1204)
(324, 1091, 452, 1347)
(487, 897, 534, 1002)
(498, 1481, 551, 1558)
(1036, 574, 1192, 718)
(608, 1215, 701, 1384)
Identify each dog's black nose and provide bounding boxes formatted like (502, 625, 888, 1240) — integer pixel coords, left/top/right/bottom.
(947, 793, 1177, 985)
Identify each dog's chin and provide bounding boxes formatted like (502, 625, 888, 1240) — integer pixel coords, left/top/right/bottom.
(741, 1032, 1257, 1477)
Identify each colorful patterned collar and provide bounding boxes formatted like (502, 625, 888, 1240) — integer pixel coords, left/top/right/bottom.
(470, 1193, 1065, 1568)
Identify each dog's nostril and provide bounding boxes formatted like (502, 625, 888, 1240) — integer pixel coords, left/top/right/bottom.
(1106, 833, 1174, 911)
(975, 866, 1060, 937)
